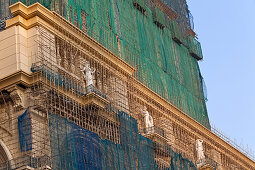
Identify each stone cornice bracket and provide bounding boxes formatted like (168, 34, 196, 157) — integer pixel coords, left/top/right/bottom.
(6, 85, 25, 109)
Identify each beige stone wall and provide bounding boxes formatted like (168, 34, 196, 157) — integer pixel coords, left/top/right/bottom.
(0, 26, 20, 79)
(0, 25, 40, 79)
(0, 24, 56, 80)
(36, 27, 56, 67)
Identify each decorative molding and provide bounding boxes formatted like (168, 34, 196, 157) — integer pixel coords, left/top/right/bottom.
(6, 85, 25, 109)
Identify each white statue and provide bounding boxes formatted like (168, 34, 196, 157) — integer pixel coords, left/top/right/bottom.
(81, 61, 95, 87)
(196, 139, 205, 161)
(142, 106, 154, 133)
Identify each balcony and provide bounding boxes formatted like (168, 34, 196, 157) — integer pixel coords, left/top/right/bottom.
(83, 85, 109, 109)
(140, 126, 167, 144)
(31, 63, 109, 109)
(133, 0, 147, 14)
(169, 20, 183, 44)
(152, 7, 166, 29)
(84, 85, 106, 99)
(186, 35, 203, 60)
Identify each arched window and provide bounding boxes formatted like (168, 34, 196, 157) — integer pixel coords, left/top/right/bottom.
(0, 140, 13, 169)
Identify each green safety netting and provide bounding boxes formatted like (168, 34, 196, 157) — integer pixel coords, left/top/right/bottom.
(185, 35, 203, 60)
(0, 0, 210, 128)
(161, 0, 193, 31)
(152, 6, 166, 28)
(132, 0, 147, 12)
(168, 19, 184, 44)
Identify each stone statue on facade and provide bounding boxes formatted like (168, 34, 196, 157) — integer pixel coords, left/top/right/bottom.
(82, 61, 96, 94)
(196, 139, 205, 161)
(82, 61, 95, 87)
(142, 106, 154, 133)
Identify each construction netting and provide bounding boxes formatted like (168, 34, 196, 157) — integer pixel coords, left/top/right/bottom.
(161, 0, 194, 31)
(48, 110, 197, 170)
(18, 108, 32, 152)
(0, 0, 210, 128)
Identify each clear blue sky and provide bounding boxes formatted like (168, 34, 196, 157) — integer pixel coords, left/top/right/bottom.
(187, 0, 255, 157)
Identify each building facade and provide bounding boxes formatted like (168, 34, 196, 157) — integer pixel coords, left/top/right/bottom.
(0, 1, 254, 170)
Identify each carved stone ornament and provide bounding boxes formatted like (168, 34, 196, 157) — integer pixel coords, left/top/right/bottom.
(6, 85, 24, 109)
(0, 107, 8, 123)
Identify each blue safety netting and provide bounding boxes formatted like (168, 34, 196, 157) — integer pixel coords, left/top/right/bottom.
(49, 113, 101, 170)
(171, 153, 197, 170)
(18, 108, 32, 152)
(17, 107, 197, 169)
(48, 110, 197, 170)
(118, 111, 155, 169)
(48, 111, 155, 170)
